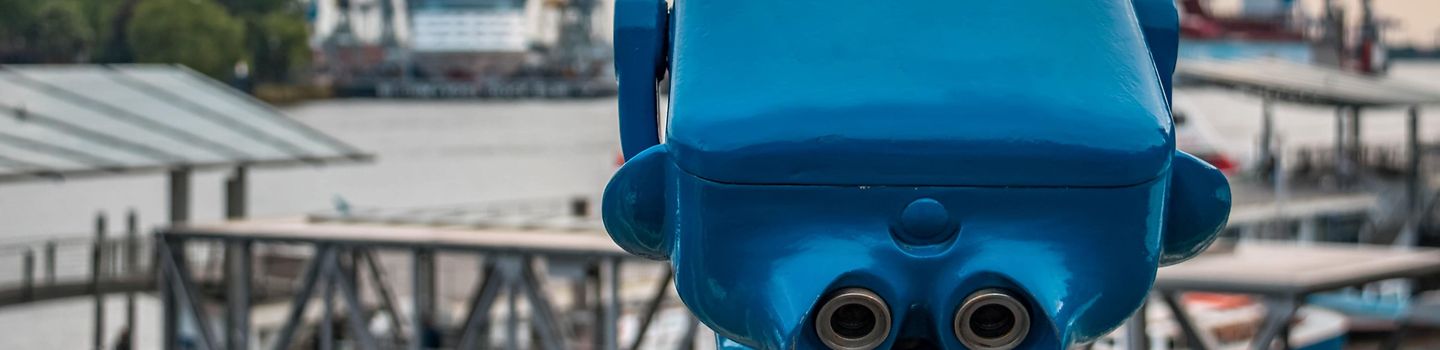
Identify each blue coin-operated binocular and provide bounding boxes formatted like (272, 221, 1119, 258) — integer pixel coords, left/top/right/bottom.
(603, 0, 1231, 349)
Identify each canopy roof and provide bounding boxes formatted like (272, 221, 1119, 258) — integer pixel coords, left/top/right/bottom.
(0, 64, 370, 183)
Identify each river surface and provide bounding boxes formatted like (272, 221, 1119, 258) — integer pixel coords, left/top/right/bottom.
(0, 98, 621, 240)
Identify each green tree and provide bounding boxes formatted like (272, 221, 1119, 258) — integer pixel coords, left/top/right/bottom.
(0, 1, 38, 35)
(0, 1, 39, 59)
(127, 0, 246, 78)
(247, 11, 312, 82)
(0, 0, 95, 63)
(217, 0, 294, 17)
(29, 1, 96, 62)
(82, 0, 143, 63)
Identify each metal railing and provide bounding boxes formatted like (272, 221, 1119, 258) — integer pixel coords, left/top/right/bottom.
(157, 235, 698, 350)
(158, 199, 699, 350)
(0, 211, 169, 350)
(0, 212, 155, 307)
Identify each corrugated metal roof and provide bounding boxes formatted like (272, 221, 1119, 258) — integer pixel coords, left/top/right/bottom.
(1177, 59, 1440, 106)
(0, 64, 371, 183)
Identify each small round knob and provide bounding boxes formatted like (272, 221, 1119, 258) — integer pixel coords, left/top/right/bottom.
(897, 198, 955, 245)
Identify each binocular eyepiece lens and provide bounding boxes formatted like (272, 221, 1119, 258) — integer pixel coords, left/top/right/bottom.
(969, 304, 1016, 339)
(831, 303, 878, 339)
(955, 289, 1029, 350)
(816, 288, 890, 350)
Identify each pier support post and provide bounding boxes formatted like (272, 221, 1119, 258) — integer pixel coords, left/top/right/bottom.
(321, 254, 335, 350)
(44, 241, 55, 285)
(1258, 96, 1274, 180)
(21, 249, 34, 301)
(164, 168, 189, 350)
(1398, 106, 1424, 247)
(124, 210, 138, 350)
(93, 213, 107, 350)
(226, 240, 252, 350)
(1406, 106, 1423, 214)
(409, 249, 434, 350)
(1335, 107, 1348, 184)
(220, 167, 247, 348)
(225, 166, 247, 219)
(600, 257, 621, 350)
(1349, 106, 1363, 175)
(160, 236, 178, 350)
(169, 168, 191, 224)
(505, 279, 520, 350)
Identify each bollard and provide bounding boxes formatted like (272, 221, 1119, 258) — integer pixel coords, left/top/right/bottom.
(569, 197, 589, 218)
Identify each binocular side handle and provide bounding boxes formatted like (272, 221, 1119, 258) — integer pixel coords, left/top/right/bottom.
(1161, 151, 1232, 266)
(615, 0, 670, 161)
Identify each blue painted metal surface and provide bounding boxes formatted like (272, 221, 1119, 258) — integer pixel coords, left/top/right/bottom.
(605, 0, 1231, 348)
(1132, 0, 1181, 103)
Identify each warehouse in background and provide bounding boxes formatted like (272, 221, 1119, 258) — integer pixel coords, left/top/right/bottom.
(310, 0, 615, 98)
